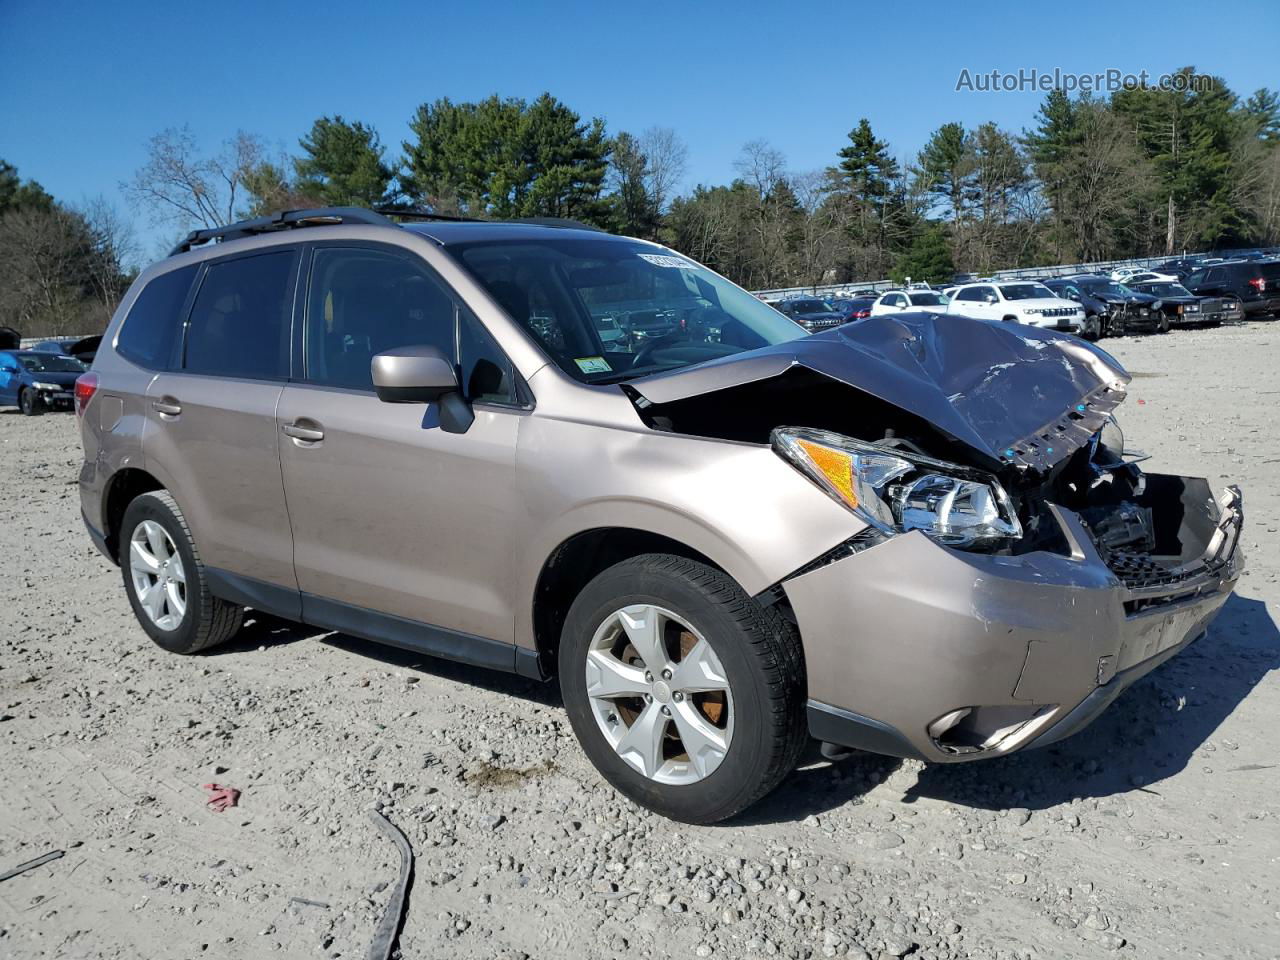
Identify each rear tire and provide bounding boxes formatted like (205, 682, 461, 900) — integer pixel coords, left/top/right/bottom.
(120, 490, 244, 654)
(559, 554, 807, 824)
(19, 388, 41, 416)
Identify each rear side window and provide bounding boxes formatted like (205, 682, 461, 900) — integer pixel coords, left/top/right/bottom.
(184, 251, 295, 380)
(116, 265, 197, 369)
(1260, 262, 1280, 280)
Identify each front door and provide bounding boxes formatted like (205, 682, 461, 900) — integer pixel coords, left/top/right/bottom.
(277, 243, 525, 652)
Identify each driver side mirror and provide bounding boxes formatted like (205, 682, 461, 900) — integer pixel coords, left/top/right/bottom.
(371, 345, 474, 434)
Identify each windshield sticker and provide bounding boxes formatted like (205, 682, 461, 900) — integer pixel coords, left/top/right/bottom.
(637, 253, 694, 269)
(574, 356, 612, 374)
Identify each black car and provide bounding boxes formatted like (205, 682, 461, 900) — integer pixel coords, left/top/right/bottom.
(827, 296, 877, 322)
(1065, 275, 1169, 334)
(1127, 280, 1238, 328)
(773, 297, 845, 333)
(1183, 259, 1280, 318)
(1041, 278, 1109, 340)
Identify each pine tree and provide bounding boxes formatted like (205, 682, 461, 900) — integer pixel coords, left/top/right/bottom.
(294, 116, 394, 208)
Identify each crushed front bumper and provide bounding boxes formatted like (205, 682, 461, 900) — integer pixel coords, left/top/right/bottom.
(787, 480, 1243, 763)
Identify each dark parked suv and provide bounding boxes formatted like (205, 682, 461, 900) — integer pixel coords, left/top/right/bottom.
(1183, 259, 1280, 318)
(75, 207, 1243, 823)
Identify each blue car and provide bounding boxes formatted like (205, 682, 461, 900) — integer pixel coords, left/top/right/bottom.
(0, 350, 88, 415)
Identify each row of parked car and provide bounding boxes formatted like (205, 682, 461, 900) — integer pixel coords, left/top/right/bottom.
(767, 253, 1280, 341)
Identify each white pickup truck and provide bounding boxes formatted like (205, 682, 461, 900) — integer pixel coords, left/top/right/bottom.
(946, 281, 1086, 334)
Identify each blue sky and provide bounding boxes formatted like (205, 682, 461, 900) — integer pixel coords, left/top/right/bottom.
(2, 0, 1277, 259)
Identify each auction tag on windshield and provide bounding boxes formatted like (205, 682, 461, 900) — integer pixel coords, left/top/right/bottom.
(637, 253, 694, 269)
(574, 356, 612, 374)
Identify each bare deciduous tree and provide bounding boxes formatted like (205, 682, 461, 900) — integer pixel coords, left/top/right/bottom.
(639, 126, 687, 215)
(124, 126, 266, 229)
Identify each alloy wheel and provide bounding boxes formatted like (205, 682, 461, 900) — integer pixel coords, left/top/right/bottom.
(585, 603, 734, 785)
(129, 520, 187, 631)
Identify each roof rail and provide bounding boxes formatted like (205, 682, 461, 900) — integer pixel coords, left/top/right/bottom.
(373, 205, 482, 223)
(168, 207, 395, 256)
(508, 216, 603, 232)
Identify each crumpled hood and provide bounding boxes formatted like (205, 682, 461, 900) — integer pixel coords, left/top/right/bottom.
(631, 312, 1130, 472)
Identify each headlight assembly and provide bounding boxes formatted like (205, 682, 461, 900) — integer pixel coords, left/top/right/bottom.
(771, 427, 1022, 549)
(33, 381, 61, 391)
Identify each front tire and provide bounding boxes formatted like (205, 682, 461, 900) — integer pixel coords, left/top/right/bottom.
(559, 554, 807, 824)
(120, 490, 243, 654)
(19, 388, 41, 416)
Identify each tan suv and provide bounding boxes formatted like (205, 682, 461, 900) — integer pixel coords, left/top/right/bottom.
(75, 208, 1244, 823)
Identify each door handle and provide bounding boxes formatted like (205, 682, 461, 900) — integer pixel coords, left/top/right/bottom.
(282, 421, 325, 442)
(152, 397, 182, 417)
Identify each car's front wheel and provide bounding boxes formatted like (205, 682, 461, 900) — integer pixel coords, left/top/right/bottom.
(120, 490, 244, 654)
(18, 388, 41, 416)
(559, 554, 807, 824)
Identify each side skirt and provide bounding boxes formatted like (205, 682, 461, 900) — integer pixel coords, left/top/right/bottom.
(205, 567, 544, 679)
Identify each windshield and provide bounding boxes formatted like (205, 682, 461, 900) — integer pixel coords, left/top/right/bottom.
(785, 299, 830, 314)
(999, 283, 1055, 300)
(908, 292, 948, 306)
(1079, 279, 1132, 297)
(450, 237, 806, 383)
(17, 353, 86, 373)
(1142, 283, 1191, 297)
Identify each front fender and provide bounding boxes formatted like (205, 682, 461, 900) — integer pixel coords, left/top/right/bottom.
(512, 414, 861, 648)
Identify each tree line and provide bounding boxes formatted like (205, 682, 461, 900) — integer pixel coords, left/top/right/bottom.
(0, 162, 134, 338)
(5, 65, 1278, 337)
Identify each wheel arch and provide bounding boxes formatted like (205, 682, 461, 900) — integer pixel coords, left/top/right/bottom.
(530, 526, 731, 679)
(101, 467, 166, 562)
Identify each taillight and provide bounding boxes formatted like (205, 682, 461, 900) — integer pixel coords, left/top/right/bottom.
(854, 309, 871, 319)
(74, 372, 99, 417)
(1249, 277, 1265, 292)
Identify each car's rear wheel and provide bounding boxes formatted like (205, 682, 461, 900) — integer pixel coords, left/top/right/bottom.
(559, 554, 807, 824)
(120, 490, 243, 654)
(18, 388, 41, 416)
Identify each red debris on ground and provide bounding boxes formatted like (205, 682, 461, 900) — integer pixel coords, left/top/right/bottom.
(201, 783, 240, 812)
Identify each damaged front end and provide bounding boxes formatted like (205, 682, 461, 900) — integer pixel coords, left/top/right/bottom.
(626, 313, 1245, 760)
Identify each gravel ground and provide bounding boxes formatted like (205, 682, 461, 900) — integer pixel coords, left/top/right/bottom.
(1, 324, 1278, 960)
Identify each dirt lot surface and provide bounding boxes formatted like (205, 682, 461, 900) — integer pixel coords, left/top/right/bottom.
(2, 324, 1278, 960)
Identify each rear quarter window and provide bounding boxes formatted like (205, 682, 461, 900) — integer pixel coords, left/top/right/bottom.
(115, 265, 198, 370)
(1259, 262, 1280, 280)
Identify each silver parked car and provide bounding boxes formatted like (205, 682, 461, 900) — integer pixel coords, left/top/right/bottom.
(75, 208, 1244, 823)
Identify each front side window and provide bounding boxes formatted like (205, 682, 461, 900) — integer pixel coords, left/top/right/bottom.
(304, 246, 456, 392)
(451, 237, 805, 384)
(185, 251, 294, 380)
(118, 265, 198, 370)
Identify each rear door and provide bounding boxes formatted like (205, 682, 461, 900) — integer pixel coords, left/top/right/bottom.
(142, 246, 302, 613)
(275, 242, 525, 651)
